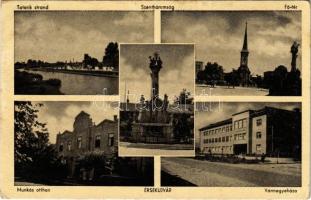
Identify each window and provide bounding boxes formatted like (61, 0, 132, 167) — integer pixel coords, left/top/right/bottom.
(108, 134, 114, 146)
(222, 127, 225, 132)
(234, 121, 238, 129)
(256, 119, 262, 126)
(222, 137, 225, 142)
(59, 144, 63, 152)
(95, 135, 101, 148)
(230, 125, 232, 131)
(67, 141, 71, 151)
(256, 132, 262, 139)
(242, 119, 247, 128)
(256, 144, 261, 152)
(238, 120, 242, 129)
(226, 136, 229, 142)
(77, 137, 82, 149)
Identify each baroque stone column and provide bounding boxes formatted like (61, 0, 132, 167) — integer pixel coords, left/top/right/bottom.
(149, 52, 162, 100)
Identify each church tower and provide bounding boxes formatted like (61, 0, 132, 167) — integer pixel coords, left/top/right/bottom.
(237, 22, 251, 86)
(240, 22, 249, 67)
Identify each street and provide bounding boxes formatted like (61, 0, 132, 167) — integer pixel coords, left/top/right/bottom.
(161, 157, 301, 187)
(196, 85, 269, 96)
(119, 142, 195, 156)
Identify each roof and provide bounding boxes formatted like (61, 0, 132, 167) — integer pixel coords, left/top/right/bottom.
(251, 106, 300, 118)
(58, 130, 73, 136)
(232, 109, 254, 116)
(75, 111, 90, 119)
(199, 118, 232, 131)
(199, 106, 300, 131)
(96, 119, 115, 127)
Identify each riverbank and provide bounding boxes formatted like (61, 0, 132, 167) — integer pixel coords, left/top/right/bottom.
(16, 69, 118, 95)
(15, 70, 63, 95)
(29, 68, 118, 78)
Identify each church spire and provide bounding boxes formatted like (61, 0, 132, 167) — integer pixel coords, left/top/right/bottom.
(240, 22, 249, 67)
(242, 22, 248, 51)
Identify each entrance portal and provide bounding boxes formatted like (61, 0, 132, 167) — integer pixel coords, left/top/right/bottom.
(233, 144, 247, 154)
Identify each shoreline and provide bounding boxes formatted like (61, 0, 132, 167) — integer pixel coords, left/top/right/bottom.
(25, 68, 119, 78)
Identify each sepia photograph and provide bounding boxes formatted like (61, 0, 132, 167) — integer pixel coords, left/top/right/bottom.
(14, 101, 154, 186)
(0, 1, 309, 199)
(119, 44, 195, 156)
(14, 11, 154, 95)
(161, 102, 301, 187)
(162, 11, 302, 96)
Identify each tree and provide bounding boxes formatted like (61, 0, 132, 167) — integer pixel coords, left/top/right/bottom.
(204, 62, 224, 81)
(174, 89, 193, 105)
(14, 102, 66, 181)
(102, 42, 119, 70)
(15, 102, 48, 163)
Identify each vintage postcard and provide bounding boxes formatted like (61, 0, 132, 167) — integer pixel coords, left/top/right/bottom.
(0, 1, 310, 199)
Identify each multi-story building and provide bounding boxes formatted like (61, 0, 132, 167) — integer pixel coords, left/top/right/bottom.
(55, 111, 154, 184)
(55, 111, 118, 177)
(56, 111, 118, 158)
(199, 106, 301, 157)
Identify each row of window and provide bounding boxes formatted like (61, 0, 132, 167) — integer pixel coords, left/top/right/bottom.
(205, 144, 262, 153)
(234, 133, 246, 141)
(204, 135, 232, 144)
(203, 125, 233, 136)
(204, 131, 263, 144)
(205, 146, 233, 153)
(233, 118, 247, 130)
(59, 134, 114, 152)
(203, 118, 263, 137)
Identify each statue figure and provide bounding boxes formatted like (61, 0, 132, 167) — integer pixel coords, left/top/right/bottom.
(290, 41, 300, 72)
(149, 52, 162, 100)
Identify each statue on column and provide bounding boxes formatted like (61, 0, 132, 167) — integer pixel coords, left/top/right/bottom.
(290, 41, 299, 72)
(149, 52, 162, 100)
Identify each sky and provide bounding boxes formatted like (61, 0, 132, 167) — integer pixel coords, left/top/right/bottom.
(162, 11, 301, 75)
(120, 44, 195, 102)
(194, 102, 301, 145)
(34, 101, 119, 144)
(15, 11, 154, 63)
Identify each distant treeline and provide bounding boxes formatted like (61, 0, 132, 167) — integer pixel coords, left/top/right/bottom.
(15, 42, 119, 70)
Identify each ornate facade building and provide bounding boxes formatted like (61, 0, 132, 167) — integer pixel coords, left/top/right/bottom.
(56, 111, 118, 177)
(55, 111, 154, 185)
(199, 106, 301, 158)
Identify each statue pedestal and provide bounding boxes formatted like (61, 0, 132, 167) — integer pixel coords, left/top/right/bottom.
(131, 122, 174, 144)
